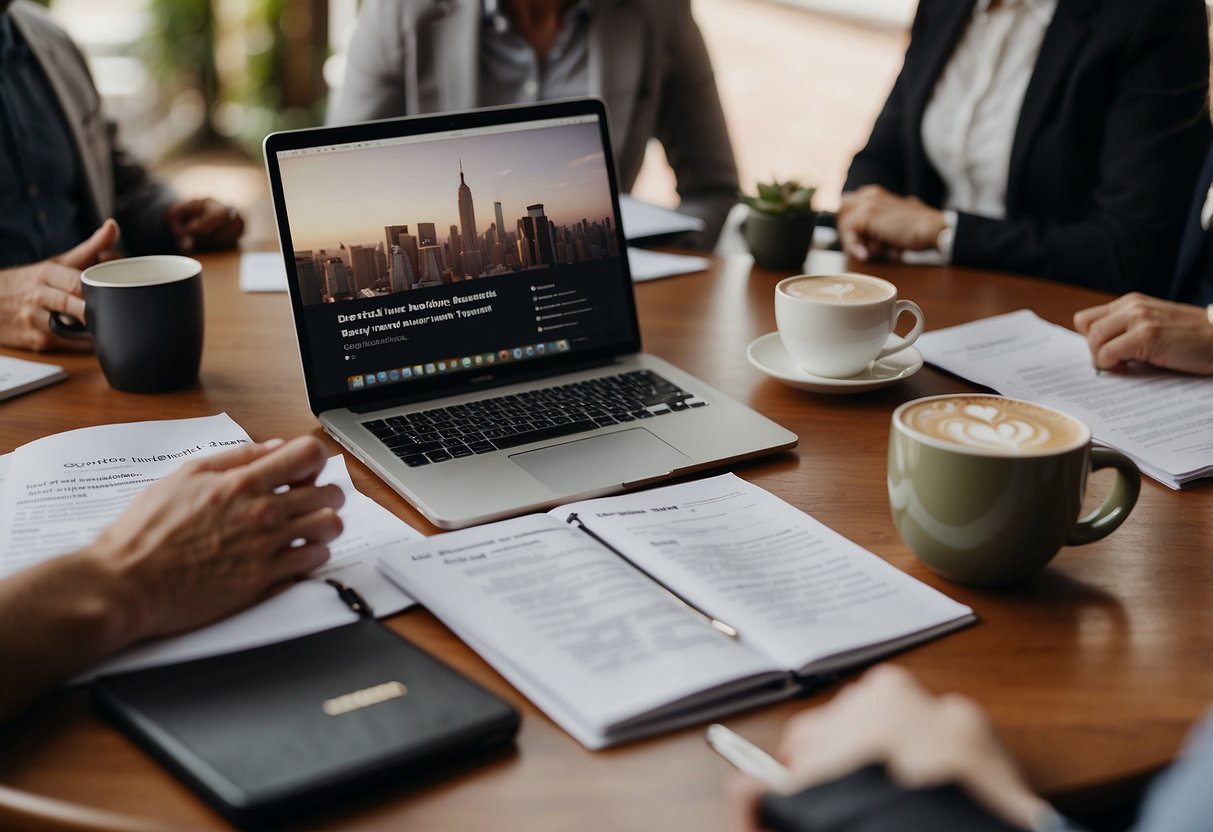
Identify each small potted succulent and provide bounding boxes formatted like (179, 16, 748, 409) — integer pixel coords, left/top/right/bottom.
(741, 179, 818, 271)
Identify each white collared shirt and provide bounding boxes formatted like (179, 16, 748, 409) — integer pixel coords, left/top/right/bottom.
(1200, 183, 1213, 230)
(921, 0, 1057, 221)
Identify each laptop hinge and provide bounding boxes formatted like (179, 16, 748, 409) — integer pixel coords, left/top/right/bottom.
(347, 356, 622, 414)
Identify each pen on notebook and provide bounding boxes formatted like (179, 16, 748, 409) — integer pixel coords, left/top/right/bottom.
(706, 724, 790, 793)
(566, 513, 740, 639)
(325, 578, 374, 619)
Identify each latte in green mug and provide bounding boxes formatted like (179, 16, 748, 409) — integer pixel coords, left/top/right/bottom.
(888, 394, 1140, 587)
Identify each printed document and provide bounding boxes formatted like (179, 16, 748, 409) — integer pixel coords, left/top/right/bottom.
(618, 194, 704, 240)
(0, 354, 66, 401)
(627, 247, 710, 282)
(239, 250, 289, 292)
(917, 310, 1213, 488)
(379, 474, 973, 748)
(0, 413, 421, 676)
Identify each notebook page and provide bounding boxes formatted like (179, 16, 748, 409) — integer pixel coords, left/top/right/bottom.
(559, 474, 974, 674)
(378, 514, 782, 747)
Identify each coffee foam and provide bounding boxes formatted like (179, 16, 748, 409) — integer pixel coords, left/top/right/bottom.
(781, 275, 891, 304)
(899, 396, 1086, 455)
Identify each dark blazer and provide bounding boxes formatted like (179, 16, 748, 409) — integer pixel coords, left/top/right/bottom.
(8, 1, 176, 256)
(1168, 143, 1213, 306)
(844, 0, 1211, 295)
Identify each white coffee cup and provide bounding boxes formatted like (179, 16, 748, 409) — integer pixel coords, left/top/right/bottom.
(775, 273, 924, 378)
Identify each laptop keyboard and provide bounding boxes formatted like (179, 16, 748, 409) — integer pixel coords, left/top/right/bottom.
(360, 370, 707, 468)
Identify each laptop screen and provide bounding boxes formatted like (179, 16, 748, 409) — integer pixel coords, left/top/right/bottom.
(267, 102, 640, 413)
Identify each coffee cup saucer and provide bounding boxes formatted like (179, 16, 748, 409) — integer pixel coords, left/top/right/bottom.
(746, 332, 924, 393)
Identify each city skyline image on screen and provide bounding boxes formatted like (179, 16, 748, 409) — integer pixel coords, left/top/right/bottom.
(279, 120, 620, 305)
(274, 115, 636, 400)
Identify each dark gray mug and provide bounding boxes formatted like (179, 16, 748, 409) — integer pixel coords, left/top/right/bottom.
(50, 255, 204, 393)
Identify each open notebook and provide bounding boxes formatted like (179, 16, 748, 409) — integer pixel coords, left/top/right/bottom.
(379, 474, 975, 749)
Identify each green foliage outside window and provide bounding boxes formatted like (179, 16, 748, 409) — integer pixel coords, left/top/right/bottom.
(142, 0, 327, 158)
(144, 0, 220, 146)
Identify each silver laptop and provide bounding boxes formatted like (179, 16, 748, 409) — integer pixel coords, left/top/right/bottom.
(264, 99, 796, 528)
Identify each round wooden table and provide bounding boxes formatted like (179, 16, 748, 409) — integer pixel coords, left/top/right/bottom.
(1, 249, 1209, 830)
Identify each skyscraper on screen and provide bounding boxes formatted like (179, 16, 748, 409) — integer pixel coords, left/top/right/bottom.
(456, 161, 485, 278)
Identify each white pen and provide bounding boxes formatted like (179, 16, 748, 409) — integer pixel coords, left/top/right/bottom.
(705, 724, 791, 794)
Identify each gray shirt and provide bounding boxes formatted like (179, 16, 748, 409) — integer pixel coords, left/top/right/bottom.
(479, 0, 591, 108)
(1037, 711, 1213, 832)
(1132, 711, 1213, 832)
(328, 0, 740, 248)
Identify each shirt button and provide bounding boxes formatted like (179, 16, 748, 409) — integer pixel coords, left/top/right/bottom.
(523, 79, 538, 97)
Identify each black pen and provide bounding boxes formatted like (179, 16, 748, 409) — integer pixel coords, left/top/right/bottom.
(566, 513, 739, 640)
(325, 578, 375, 619)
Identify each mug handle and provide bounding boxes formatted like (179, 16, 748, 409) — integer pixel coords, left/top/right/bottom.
(875, 300, 925, 361)
(1066, 447, 1142, 545)
(48, 311, 90, 339)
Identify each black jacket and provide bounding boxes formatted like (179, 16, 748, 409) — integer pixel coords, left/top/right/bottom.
(1168, 143, 1213, 305)
(844, 0, 1211, 295)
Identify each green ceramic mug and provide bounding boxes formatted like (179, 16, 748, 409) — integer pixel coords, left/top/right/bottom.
(888, 394, 1141, 587)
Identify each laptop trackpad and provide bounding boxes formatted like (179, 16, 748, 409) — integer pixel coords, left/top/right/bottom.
(509, 429, 691, 494)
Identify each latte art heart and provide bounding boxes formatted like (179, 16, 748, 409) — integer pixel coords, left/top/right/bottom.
(941, 416, 1048, 450)
(900, 396, 1085, 455)
(780, 275, 893, 303)
(963, 404, 1000, 424)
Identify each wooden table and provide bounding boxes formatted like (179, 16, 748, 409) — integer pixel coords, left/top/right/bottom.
(1, 249, 1210, 830)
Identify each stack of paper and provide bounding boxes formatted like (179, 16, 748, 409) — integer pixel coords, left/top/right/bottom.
(917, 310, 1213, 488)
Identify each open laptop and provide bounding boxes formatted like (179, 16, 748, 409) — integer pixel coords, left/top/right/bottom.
(264, 99, 796, 529)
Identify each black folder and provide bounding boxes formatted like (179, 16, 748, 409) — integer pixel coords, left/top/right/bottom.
(92, 618, 520, 828)
(759, 765, 1022, 832)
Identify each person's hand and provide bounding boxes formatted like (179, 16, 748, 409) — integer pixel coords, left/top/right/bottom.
(837, 185, 946, 262)
(165, 198, 245, 253)
(727, 666, 1051, 832)
(0, 220, 119, 352)
(1073, 293, 1213, 375)
(84, 436, 345, 646)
